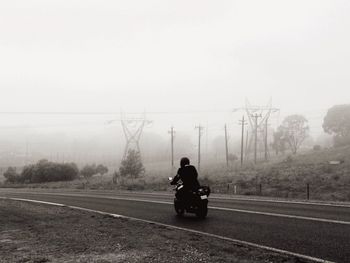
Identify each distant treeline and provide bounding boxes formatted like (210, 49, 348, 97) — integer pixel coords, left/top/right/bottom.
(3, 159, 108, 184)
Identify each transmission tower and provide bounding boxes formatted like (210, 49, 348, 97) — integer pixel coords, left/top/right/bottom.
(120, 112, 152, 160)
(234, 99, 279, 162)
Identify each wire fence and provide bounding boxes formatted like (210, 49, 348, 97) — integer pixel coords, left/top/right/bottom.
(224, 182, 350, 201)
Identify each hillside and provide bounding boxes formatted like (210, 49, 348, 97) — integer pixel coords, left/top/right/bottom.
(228, 146, 350, 201)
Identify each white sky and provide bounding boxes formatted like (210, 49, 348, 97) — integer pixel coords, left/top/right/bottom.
(0, 0, 349, 136)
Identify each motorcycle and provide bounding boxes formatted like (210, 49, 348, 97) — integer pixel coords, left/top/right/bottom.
(169, 177, 210, 219)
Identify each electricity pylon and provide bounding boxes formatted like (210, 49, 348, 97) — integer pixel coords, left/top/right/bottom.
(233, 99, 279, 162)
(120, 112, 152, 160)
(108, 112, 152, 161)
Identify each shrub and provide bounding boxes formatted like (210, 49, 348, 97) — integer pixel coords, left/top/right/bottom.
(5, 160, 79, 184)
(80, 164, 109, 179)
(96, 164, 108, 175)
(80, 164, 97, 179)
(3, 167, 19, 183)
(119, 150, 145, 180)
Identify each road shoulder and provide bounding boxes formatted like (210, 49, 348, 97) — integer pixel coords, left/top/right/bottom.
(0, 199, 313, 263)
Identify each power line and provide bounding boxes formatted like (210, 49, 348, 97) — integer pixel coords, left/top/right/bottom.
(0, 112, 118, 115)
(0, 109, 233, 115)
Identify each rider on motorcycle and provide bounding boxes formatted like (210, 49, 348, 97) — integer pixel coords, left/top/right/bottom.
(170, 157, 200, 202)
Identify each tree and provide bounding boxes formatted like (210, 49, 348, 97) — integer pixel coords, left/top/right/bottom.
(96, 164, 108, 176)
(279, 115, 309, 154)
(3, 167, 19, 183)
(119, 150, 145, 180)
(21, 164, 35, 183)
(323, 104, 350, 147)
(80, 164, 97, 180)
(271, 128, 287, 155)
(60, 162, 79, 181)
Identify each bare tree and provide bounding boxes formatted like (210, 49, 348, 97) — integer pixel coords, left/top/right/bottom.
(279, 115, 309, 154)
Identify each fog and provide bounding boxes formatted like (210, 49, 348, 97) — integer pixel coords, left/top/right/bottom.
(0, 0, 349, 169)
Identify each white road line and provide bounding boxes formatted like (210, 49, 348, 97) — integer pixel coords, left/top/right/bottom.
(1, 197, 334, 263)
(3, 192, 349, 225)
(210, 206, 350, 225)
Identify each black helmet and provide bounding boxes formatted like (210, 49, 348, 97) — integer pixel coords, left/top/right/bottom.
(180, 157, 190, 168)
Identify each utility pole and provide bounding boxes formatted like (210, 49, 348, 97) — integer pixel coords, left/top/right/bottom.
(251, 113, 262, 164)
(245, 130, 249, 159)
(239, 116, 247, 166)
(168, 126, 175, 168)
(224, 124, 229, 167)
(264, 118, 269, 162)
(195, 125, 204, 171)
(25, 140, 29, 165)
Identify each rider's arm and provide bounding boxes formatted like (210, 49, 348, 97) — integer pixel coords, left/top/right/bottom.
(170, 170, 181, 185)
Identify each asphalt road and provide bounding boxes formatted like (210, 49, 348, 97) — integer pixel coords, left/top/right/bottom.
(1, 189, 350, 262)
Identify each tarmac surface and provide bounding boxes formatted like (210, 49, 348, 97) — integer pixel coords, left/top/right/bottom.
(1, 189, 349, 262)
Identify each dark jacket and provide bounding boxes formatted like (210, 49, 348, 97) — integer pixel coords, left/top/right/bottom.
(170, 165, 200, 191)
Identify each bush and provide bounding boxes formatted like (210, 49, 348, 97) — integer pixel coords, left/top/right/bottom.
(5, 160, 79, 184)
(80, 164, 97, 179)
(80, 164, 109, 180)
(96, 164, 108, 175)
(3, 167, 19, 183)
(119, 150, 145, 180)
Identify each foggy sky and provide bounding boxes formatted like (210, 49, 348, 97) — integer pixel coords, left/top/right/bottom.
(0, 0, 349, 140)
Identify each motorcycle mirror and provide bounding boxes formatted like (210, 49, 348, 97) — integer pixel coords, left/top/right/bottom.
(168, 177, 173, 181)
